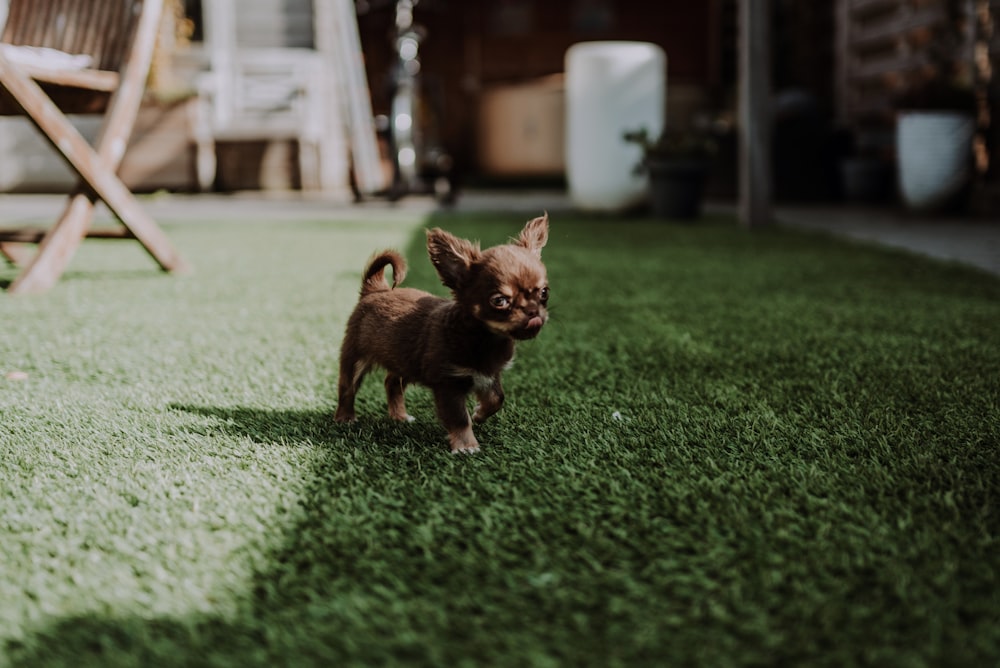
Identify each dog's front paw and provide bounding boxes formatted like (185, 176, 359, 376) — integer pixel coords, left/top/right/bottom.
(333, 409, 356, 423)
(448, 430, 480, 454)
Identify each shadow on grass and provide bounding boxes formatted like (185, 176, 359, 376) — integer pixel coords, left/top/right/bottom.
(6, 614, 268, 667)
(171, 403, 342, 445)
(7, 402, 487, 667)
(170, 402, 450, 457)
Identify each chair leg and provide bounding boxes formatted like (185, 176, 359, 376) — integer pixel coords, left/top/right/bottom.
(7, 172, 188, 295)
(7, 193, 96, 294)
(0, 242, 33, 267)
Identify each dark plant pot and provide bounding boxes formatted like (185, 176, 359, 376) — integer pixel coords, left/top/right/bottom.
(647, 158, 708, 219)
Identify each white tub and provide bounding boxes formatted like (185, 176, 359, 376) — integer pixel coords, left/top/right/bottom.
(565, 41, 666, 211)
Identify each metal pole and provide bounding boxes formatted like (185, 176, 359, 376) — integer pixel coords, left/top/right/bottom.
(739, 0, 773, 227)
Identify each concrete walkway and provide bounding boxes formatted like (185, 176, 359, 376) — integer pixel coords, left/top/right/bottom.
(770, 204, 1000, 277)
(2, 191, 998, 277)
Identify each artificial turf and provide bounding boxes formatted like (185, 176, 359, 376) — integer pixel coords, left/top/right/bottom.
(1, 208, 998, 667)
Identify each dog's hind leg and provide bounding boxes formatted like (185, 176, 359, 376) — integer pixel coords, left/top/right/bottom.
(335, 357, 370, 422)
(385, 373, 414, 422)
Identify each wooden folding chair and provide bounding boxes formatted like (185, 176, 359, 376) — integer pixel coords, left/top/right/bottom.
(0, 0, 188, 294)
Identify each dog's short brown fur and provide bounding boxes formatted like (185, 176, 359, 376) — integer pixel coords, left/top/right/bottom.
(334, 214, 550, 453)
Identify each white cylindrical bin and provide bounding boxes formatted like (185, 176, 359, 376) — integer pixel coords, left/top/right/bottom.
(897, 111, 975, 211)
(565, 41, 666, 212)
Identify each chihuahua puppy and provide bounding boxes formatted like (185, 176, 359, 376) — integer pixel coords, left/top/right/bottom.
(334, 214, 550, 453)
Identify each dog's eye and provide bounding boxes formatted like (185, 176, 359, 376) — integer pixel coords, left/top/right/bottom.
(540, 287, 549, 303)
(490, 294, 511, 309)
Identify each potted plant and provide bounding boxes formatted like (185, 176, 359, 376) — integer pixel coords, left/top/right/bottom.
(892, 0, 978, 211)
(841, 114, 895, 204)
(623, 126, 717, 220)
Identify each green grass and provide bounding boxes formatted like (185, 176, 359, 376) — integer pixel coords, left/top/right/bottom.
(1, 209, 998, 667)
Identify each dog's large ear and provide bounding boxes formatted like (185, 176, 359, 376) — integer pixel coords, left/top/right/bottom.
(427, 228, 481, 290)
(516, 213, 549, 258)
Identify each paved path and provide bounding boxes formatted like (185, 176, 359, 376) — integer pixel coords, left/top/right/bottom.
(771, 204, 1000, 277)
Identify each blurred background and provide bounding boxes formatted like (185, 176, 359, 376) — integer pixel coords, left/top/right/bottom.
(1, 0, 998, 215)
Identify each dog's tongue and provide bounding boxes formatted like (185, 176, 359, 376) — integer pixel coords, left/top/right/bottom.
(527, 316, 544, 330)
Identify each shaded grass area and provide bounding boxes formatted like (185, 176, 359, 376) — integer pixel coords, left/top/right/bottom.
(2, 211, 999, 666)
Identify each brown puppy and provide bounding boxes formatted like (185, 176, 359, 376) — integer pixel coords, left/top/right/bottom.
(334, 214, 550, 453)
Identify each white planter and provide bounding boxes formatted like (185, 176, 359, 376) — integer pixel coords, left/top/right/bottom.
(896, 111, 975, 211)
(565, 41, 666, 212)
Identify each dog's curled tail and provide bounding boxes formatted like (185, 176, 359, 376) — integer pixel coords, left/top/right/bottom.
(361, 250, 407, 296)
